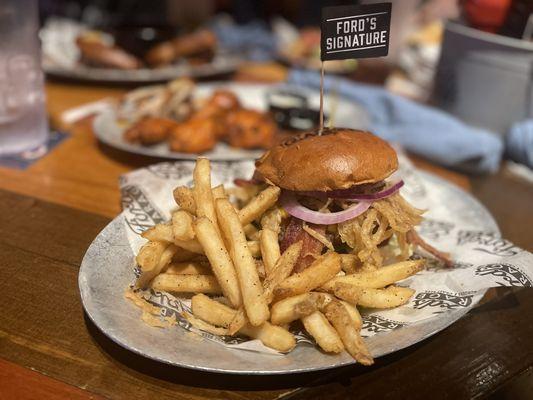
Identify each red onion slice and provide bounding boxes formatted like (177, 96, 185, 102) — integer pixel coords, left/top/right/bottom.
(280, 192, 372, 225)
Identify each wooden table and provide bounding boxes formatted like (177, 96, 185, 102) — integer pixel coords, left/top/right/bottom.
(0, 75, 532, 400)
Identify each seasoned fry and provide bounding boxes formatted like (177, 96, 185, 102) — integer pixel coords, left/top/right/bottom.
(142, 223, 174, 243)
(173, 186, 196, 214)
(171, 248, 199, 263)
(330, 283, 361, 305)
(174, 238, 204, 254)
(323, 301, 373, 365)
(243, 224, 260, 241)
(238, 186, 281, 226)
(340, 254, 360, 274)
(255, 259, 266, 279)
(260, 228, 281, 277)
(215, 198, 269, 326)
(191, 294, 295, 352)
(136, 242, 177, 288)
(270, 292, 333, 325)
(247, 240, 261, 258)
(151, 274, 221, 294)
(334, 283, 415, 309)
(165, 261, 211, 275)
(194, 217, 242, 308)
(212, 184, 226, 200)
(263, 241, 302, 304)
(191, 294, 235, 327)
(172, 210, 195, 241)
(274, 252, 341, 300)
(301, 311, 344, 353)
(193, 158, 219, 231)
(340, 300, 363, 330)
(182, 312, 230, 336)
(244, 322, 296, 353)
(321, 259, 425, 291)
(294, 292, 333, 316)
(227, 308, 247, 335)
(260, 206, 287, 233)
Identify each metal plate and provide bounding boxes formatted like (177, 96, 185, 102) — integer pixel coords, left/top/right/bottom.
(43, 54, 240, 84)
(92, 83, 370, 161)
(79, 171, 498, 374)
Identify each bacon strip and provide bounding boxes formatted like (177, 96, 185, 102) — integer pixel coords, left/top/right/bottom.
(233, 178, 262, 187)
(407, 230, 453, 267)
(281, 217, 326, 273)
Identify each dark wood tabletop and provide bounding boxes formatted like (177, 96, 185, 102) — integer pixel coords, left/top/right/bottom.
(0, 69, 532, 399)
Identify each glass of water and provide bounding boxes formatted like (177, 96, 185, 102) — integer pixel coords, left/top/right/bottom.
(0, 0, 48, 155)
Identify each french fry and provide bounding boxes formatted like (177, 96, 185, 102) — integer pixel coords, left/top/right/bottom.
(227, 308, 246, 335)
(294, 292, 332, 316)
(260, 228, 281, 277)
(301, 311, 344, 353)
(151, 274, 221, 294)
(255, 259, 266, 279)
(172, 210, 195, 241)
(191, 294, 295, 352)
(165, 261, 211, 275)
(260, 206, 287, 233)
(274, 252, 341, 300)
(191, 294, 235, 327)
(263, 241, 302, 304)
(247, 240, 261, 258)
(182, 312, 229, 336)
(340, 254, 360, 274)
(330, 283, 361, 305)
(136, 242, 177, 288)
(340, 300, 363, 330)
(244, 323, 296, 353)
(174, 238, 204, 254)
(194, 217, 242, 308)
(243, 224, 260, 241)
(215, 198, 269, 326)
(212, 184, 226, 200)
(171, 248, 198, 263)
(324, 300, 373, 365)
(334, 283, 415, 309)
(321, 260, 425, 291)
(173, 186, 196, 214)
(141, 223, 174, 243)
(270, 292, 333, 325)
(193, 158, 219, 231)
(238, 186, 281, 226)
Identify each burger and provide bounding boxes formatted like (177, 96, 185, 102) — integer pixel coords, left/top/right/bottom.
(254, 128, 450, 272)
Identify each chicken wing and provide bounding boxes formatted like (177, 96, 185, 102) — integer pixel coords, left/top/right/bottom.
(169, 118, 218, 153)
(225, 109, 277, 149)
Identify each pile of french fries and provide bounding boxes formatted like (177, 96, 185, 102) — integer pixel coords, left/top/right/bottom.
(133, 158, 425, 365)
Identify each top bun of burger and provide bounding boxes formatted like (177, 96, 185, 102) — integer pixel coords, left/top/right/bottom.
(255, 128, 398, 192)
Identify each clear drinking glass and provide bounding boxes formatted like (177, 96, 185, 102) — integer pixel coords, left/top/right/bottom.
(0, 0, 48, 155)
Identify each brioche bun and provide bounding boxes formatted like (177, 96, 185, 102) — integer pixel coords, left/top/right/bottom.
(255, 128, 398, 191)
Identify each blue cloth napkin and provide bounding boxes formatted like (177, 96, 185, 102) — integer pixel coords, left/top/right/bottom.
(507, 120, 533, 169)
(288, 70, 504, 174)
(210, 19, 276, 61)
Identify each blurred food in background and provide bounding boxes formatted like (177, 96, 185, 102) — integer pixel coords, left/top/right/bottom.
(273, 20, 357, 73)
(116, 78, 323, 154)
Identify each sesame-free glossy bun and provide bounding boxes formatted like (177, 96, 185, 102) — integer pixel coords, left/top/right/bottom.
(255, 128, 398, 191)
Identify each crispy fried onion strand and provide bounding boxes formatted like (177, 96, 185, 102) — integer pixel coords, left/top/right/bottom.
(338, 193, 424, 269)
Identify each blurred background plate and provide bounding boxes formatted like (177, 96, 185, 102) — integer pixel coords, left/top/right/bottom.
(92, 82, 370, 160)
(43, 54, 241, 84)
